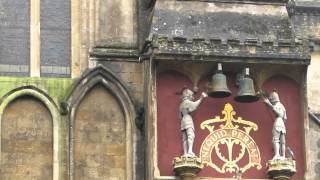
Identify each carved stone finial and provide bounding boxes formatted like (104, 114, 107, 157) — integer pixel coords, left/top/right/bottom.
(173, 156, 203, 180)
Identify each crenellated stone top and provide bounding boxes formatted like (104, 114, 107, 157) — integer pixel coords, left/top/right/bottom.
(177, 0, 288, 4)
(150, 34, 310, 64)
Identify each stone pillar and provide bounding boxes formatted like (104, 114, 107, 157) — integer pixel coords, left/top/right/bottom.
(173, 156, 203, 180)
(71, 0, 81, 78)
(267, 159, 296, 180)
(30, 0, 41, 77)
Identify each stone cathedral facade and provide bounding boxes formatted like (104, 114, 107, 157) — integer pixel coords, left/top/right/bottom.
(0, 0, 319, 180)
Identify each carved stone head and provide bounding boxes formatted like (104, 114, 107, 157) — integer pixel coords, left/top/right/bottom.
(269, 90, 280, 104)
(182, 89, 194, 101)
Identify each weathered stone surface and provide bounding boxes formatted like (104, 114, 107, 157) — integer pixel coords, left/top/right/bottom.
(74, 85, 126, 180)
(151, 36, 309, 62)
(308, 120, 320, 180)
(293, 0, 320, 39)
(299, 4, 320, 178)
(148, 1, 310, 63)
(315, 162, 320, 173)
(308, 52, 320, 113)
(151, 1, 292, 41)
(99, 61, 144, 107)
(99, 0, 137, 48)
(0, 97, 53, 180)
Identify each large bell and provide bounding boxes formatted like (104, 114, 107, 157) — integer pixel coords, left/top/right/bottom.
(234, 68, 259, 103)
(207, 63, 231, 98)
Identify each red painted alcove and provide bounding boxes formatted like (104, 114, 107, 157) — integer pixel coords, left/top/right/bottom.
(157, 70, 304, 179)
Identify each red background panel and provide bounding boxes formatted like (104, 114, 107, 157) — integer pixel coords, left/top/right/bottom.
(157, 70, 304, 179)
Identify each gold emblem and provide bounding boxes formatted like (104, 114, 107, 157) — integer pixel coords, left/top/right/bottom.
(200, 103, 262, 174)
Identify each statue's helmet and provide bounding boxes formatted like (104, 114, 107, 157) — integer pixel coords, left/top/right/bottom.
(268, 90, 280, 103)
(182, 88, 194, 100)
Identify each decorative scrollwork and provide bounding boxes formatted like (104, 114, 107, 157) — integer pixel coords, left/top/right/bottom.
(200, 103, 262, 175)
(201, 103, 258, 133)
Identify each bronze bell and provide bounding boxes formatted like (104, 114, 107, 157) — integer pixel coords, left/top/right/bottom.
(234, 68, 259, 103)
(207, 63, 231, 98)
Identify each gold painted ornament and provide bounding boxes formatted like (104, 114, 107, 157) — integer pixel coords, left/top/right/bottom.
(200, 103, 262, 174)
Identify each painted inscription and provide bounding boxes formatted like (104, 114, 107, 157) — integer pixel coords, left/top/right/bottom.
(200, 103, 261, 174)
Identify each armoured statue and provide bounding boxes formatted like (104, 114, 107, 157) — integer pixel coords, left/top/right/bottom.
(263, 90, 287, 160)
(179, 88, 207, 156)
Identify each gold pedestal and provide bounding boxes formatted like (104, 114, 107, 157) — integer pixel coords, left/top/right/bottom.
(267, 159, 296, 180)
(173, 156, 203, 180)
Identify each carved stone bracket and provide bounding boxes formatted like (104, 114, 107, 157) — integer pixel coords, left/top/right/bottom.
(267, 159, 296, 180)
(173, 156, 203, 180)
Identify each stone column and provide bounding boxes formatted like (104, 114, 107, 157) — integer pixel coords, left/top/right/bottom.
(71, 0, 81, 78)
(30, 0, 41, 77)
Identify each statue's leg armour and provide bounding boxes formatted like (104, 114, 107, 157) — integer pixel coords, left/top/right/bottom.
(186, 128, 195, 155)
(272, 129, 281, 159)
(280, 133, 286, 158)
(182, 130, 188, 155)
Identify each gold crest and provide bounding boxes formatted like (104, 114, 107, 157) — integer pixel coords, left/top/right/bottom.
(200, 103, 262, 174)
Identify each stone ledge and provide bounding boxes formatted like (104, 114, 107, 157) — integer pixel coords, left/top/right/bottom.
(90, 47, 140, 62)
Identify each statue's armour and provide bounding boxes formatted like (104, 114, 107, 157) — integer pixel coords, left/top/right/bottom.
(181, 114, 194, 130)
(272, 102, 287, 134)
(179, 99, 201, 130)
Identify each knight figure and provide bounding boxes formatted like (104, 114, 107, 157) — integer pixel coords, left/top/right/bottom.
(179, 88, 207, 156)
(263, 90, 287, 160)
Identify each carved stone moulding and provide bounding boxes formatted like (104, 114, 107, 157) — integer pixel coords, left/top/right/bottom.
(173, 156, 203, 180)
(267, 159, 296, 180)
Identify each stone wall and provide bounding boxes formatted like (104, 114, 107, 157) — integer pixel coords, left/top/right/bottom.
(73, 0, 139, 77)
(308, 119, 320, 180)
(307, 52, 320, 180)
(66, 66, 141, 180)
(74, 85, 126, 180)
(0, 97, 53, 180)
(0, 69, 144, 179)
(308, 52, 320, 113)
(99, 61, 144, 108)
(292, 1, 320, 179)
(96, 61, 145, 180)
(98, 0, 138, 48)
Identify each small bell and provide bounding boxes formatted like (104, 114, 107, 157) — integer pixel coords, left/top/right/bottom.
(234, 68, 259, 103)
(207, 63, 231, 98)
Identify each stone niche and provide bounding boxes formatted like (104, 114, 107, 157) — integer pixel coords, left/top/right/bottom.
(0, 96, 53, 179)
(74, 85, 126, 179)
